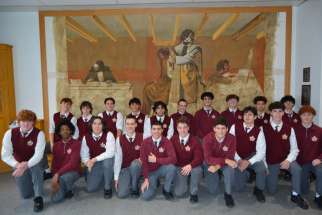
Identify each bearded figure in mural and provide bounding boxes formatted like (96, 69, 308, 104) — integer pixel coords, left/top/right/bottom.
(84, 60, 116, 83)
(167, 29, 204, 106)
(142, 48, 171, 113)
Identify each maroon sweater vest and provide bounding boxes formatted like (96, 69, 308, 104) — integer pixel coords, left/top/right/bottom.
(170, 112, 194, 135)
(171, 134, 203, 167)
(53, 112, 74, 142)
(127, 112, 146, 133)
(119, 133, 143, 168)
(221, 109, 243, 129)
(77, 117, 91, 141)
(282, 112, 300, 126)
(194, 109, 220, 139)
(294, 124, 322, 165)
(102, 111, 118, 137)
(235, 122, 260, 159)
(263, 123, 292, 165)
(11, 127, 40, 162)
(85, 132, 108, 159)
(150, 115, 171, 137)
(255, 112, 270, 127)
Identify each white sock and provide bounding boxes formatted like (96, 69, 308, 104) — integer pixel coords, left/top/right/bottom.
(316, 193, 320, 198)
(292, 191, 298, 196)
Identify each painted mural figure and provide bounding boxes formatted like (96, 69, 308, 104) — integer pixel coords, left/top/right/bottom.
(168, 29, 204, 104)
(84, 60, 116, 83)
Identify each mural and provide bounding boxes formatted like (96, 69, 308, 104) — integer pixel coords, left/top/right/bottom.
(47, 12, 282, 116)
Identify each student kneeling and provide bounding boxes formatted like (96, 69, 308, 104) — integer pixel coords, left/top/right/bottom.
(114, 116, 143, 198)
(203, 116, 237, 208)
(81, 116, 115, 199)
(171, 117, 203, 203)
(140, 121, 177, 200)
(51, 120, 81, 203)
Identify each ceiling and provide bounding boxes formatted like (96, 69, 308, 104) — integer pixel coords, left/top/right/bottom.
(0, 0, 306, 11)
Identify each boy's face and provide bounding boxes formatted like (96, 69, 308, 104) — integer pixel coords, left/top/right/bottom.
(61, 102, 71, 113)
(255, 101, 266, 112)
(284, 101, 294, 111)
(243, 112, 255, 125)
(81, 106, 91, 116)
(203, 97, 213, 107)
(155, 106, 165, 116)
(213, 124, 228, 140)
(227, 98, 238, 109)
(270, 109, 284, 123)
(177, 101, 187, 113)
(105, 100, 115, 112)
(92, 119, 103, 134)
(151, 125, 163, 139)
(60, 125, 71, 140)
(19, 120, 34, 132)
(130, 103, 140, 113)
(125, 118, 137, 134)
(177, 122, 189, 137)
(300, 112, 314, 125)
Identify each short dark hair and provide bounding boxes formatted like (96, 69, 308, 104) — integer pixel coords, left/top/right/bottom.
(268, 101, 285, 111)
(125, 115, 137, 122)
(213, 116, 228, 128)
(242, 106, 257, 116)
(151, 120, 163, 128)
(104, 97, 115, 104)
(176, 116, 190, 127)
(177, 98, 188, 104)
(54, 119, 75, 138)
(152, 101, 168, 113)
(89, 116, 107, 133)
(60, 97, 73, 105)
(280, 95, 296, 105)
(226, 94, 239, 102)
(253, 96, 267, 104)
(80, 101, 93, 113)
(201, 91, 214, 100)
(129, 97, 141, 106)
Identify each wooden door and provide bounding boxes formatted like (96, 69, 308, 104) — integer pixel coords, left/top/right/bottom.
(0, 44, 16, 173)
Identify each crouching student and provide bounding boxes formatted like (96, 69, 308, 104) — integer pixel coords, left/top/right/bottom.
(1, 110, 46, 212)
(81, 116, 116, 199)
(294, 105, 322, 209)
(203, 116, 237, 208)
(114, 116, 143, 198)
(171, 117, 203, 203)
(229, 106, 266, 202)
(51, 120, 81, 203)
(140, 121, 177, 201)
(263, 102, 308, 209)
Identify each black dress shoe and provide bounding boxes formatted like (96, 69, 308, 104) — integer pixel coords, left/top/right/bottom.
(189, 194, 198, 203)
(43, 172, 53, 180)
(162, 188, 174, 200)
(33, 196, 44, 213)
(224, 193, 235, 208)
(291, 194, 309, 210)
(314, 196, 322, 209)
(253, 187, 265, 203)
(104, 189, 113, 199)
(131, 190, 140, 198)
(64, 190, 74, 199)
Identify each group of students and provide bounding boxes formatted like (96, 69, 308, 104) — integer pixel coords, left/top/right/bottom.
(1, 92, 322, 212)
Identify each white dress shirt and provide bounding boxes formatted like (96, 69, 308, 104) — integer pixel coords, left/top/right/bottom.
(80, 132, 115, 164)
(49, 112, 79, 140)
(179, 134, 190, 146)
(1, 128, 46, 168)
(98, 110, 124, 131)
(270, 120, 299, 162)
(230, 123, 266, 165)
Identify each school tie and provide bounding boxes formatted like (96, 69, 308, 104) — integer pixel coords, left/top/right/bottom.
(206, 110, 210, 116)
(245, 127, 250, 133)
(22, 132, 28, 138)
(60, 114, 66, 119)
(275, 125, 279, 132)
(180, 139, 185, 145)
(157, 117, 162, 124)
(94, 136, 99, 141)
(84, 118, 88, 122)
(154, 141, 158, 147)
(129, 137, 133, 143)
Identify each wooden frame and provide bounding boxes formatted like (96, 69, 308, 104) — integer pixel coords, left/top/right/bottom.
(39, 6, 293, 137)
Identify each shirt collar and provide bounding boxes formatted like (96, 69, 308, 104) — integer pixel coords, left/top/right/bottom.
(152, 136, 162, 147)
(60, 112, 70, 117)
(203, 107, 212, 112)
(179, 134, 190, 145)
(257, 112, 265, 118)
(156, 115, 165, 121)
(20, 127, 33, 137)
(178, 111, 185, 115)
(106, 110, 115, 115)
(131, 111, 141, 117)
(270, 120, 283, 131)
(243, 122, 254, 132)
(229, 107, 237, 113)
(302, 123, 313, 129)
(125, 132, 136, 141)
(284, 109, 294, 115)
(92, 132, 103, 139)
(82, 114, 92, 121)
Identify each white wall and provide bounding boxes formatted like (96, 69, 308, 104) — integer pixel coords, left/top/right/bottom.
(292, 0, 322, 125)
(0, 12, 44, 118)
